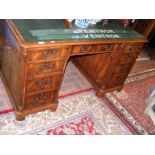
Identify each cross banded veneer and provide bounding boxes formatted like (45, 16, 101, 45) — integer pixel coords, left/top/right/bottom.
(0, 20, 147, 120)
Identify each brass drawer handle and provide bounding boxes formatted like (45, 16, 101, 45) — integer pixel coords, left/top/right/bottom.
(42, 49, 57, 58)
(36, 78, 52, 89)
(33, 93, 48, 104)
(80, 45, 98, 52)
(80, 45, 89, 51)
(39, 62, 55, 72)
(104, 44, 113, 51)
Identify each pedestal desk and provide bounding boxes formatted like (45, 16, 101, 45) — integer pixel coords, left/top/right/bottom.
(0, 20, 146, 120)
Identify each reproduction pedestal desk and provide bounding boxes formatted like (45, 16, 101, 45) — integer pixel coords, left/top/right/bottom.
(0, 20, 146, 121)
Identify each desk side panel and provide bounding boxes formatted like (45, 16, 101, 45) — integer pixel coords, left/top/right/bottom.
(1, 20, 23, 110)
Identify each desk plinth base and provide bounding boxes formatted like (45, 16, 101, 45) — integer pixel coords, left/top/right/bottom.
(0, 71, 59, 121)
(15, 102, 58, 121)
(96, 85, 124, 98)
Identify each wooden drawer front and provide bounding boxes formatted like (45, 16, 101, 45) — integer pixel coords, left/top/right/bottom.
(98, 44, 116, 51)
(25, 90, 57, 107)
(80, 45, 99, 53)
(27, 60, 65, 75)
(120, 53, 137, 63)
(26, 75, 61, 93)
(72, 45, 99, 54)
(28, 48, 69, 61)
(71, 44, 119, 55)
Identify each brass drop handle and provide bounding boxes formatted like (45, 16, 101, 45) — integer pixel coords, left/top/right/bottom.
(39, 62, 55, 72)
(36, 78, 52, 89)
(88, 45, 97, 51)
(33, 93, 48, 104)
(42, 49, 57, 58)
(80, 45, 98, 52)
(80, 45, 89, 51)
(104, 44, 113, 51)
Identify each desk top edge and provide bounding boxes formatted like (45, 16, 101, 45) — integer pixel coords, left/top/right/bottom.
(5, 19, 147, 48)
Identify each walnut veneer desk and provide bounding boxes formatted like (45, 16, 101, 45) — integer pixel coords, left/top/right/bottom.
(0, 20, 146, 120)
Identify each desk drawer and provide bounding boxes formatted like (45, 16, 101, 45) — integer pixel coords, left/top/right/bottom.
(71, 44, 116, 55)
(28, 47, 69, 61)
(25, 90, 57, 108)
(71, 45, 99, 54)
(26, 75, 61, 93)
(27, 60, 65, 75)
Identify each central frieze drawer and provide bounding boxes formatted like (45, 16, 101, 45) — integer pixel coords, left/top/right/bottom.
(26, 75, 61, 93)
(28, 47, 69, 61)
(71, 45, 99, 54)
(27, 60, 65, 75)
(71, 44, 116, 55)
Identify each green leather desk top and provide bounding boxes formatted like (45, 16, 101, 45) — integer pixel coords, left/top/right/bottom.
(12, 19, 144, 42)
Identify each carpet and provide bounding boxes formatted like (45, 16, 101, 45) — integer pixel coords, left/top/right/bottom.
(1, 60, 154, 135)
(105, 69, 155, 134)
(0, 91, 134, 135)
(48, 115, 102, 135)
